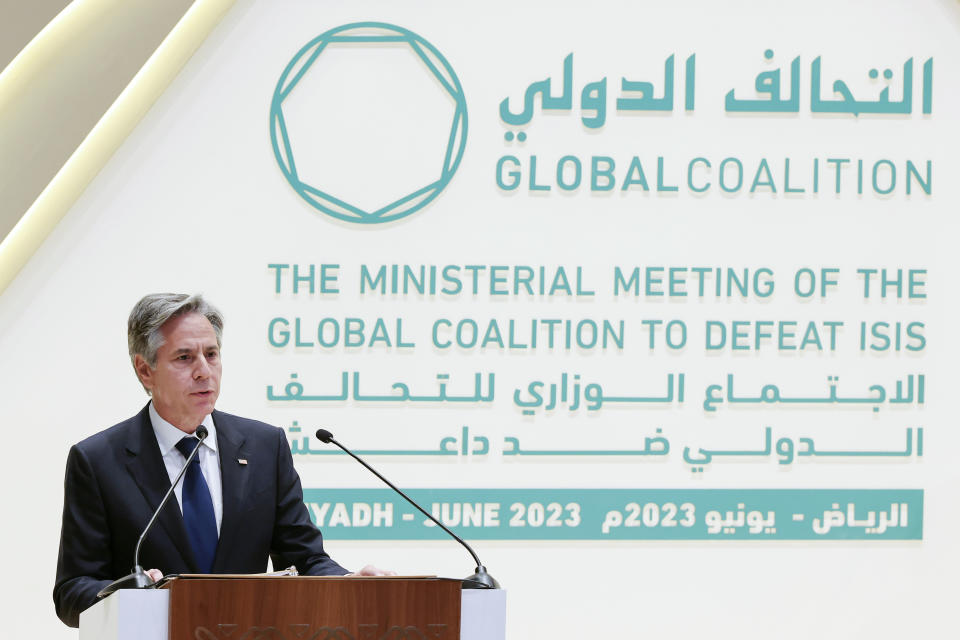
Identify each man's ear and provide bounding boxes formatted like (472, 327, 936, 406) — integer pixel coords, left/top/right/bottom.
(134, 354, 154, 391)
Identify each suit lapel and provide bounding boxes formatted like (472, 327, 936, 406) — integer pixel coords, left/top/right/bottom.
(124, 405, 197, 572)
(211, 411, 249, 572)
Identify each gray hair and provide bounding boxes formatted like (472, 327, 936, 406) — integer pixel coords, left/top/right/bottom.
(128, 293, 224, 392)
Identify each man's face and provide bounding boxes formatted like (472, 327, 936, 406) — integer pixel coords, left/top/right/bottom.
(135, 312, 222, 432)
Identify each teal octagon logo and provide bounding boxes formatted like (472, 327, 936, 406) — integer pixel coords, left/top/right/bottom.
(270, 22, 468, 224)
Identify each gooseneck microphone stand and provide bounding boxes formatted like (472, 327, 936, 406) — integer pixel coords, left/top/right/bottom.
(97, 426, 209, 599)
(315, 428, 499, 589)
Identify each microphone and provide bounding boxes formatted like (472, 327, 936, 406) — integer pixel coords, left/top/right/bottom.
(97, 425, 209, 599)
(315, 428, 499, 589)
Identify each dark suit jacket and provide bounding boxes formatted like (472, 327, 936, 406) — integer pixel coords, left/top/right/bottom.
(53, 405, 347, 627)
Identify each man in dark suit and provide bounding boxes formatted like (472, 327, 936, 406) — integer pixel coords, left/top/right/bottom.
(54, 294, 386, 628)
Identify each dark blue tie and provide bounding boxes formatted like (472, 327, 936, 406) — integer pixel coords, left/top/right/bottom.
(175, 436, 218, 573)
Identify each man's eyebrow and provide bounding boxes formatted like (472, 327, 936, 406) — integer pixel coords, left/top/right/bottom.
(169, 342, 219, 355)
(170, 345, 218, 354)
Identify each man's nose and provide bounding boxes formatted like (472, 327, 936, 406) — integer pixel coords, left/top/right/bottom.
(193, 354, 212, 379)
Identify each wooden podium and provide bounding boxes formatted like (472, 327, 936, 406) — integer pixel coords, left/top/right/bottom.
(79, 576, 506, 640)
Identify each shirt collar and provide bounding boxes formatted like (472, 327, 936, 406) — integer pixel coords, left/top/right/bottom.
(149, 402, 218, 456)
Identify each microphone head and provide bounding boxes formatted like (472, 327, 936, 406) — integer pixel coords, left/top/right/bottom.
(315, 428, 334, 443)
(196, 425, 209, 439)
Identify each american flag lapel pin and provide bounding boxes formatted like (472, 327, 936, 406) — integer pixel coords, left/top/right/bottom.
(238, 458, 248, 465)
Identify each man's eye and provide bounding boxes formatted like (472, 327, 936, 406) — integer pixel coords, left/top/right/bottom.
(177, 354, 191, 361)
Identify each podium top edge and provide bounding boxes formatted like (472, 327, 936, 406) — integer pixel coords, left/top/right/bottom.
(160, 574, 445, 584)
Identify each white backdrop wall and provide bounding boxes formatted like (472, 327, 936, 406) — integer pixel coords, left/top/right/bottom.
(1, 0, 958, 637)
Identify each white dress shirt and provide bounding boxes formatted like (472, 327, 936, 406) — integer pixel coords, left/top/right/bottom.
(148, 402, 223, 534)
